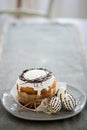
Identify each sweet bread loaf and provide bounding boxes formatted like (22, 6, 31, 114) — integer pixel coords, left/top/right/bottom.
(16, 68, 56, 108)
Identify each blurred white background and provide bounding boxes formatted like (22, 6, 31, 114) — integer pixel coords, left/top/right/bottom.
(0, 0, 87, 60)
(0, 0, 87, 18)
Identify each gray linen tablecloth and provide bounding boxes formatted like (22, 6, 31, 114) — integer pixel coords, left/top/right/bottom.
(0, 23, 87, 130)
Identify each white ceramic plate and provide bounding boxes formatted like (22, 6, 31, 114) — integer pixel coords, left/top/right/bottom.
(1, 83, 86, 121)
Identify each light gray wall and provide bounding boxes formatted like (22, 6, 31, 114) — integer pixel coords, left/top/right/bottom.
(0, 0, 87, 18)
(53, 0, 87, 18)
(34, 0, 87, 18)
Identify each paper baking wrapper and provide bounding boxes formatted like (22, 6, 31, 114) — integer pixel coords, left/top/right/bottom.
(10, 82, 67, 114)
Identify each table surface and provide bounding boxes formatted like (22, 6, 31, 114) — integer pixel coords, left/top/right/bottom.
(0, 18, 87, 130)
(0, 17, 87, 63)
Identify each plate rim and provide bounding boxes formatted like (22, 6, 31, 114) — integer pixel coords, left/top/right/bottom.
(1, 84, 87, 121)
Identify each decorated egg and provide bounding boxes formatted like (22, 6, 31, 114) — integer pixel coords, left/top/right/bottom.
(47, 96, 62, 114)
(61, 93, 76, 110)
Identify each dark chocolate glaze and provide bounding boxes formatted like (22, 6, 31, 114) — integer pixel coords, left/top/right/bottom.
(19, 68, 52, 83)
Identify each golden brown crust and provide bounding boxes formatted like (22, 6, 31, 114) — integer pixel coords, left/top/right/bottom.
(17, 80, 56, 96)
(18, 91, 44, 108)
(17, 80, 56, 108)
(20, 87, 37, 95)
